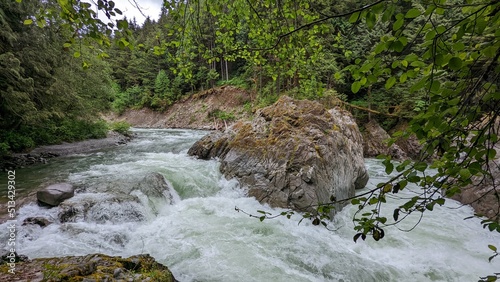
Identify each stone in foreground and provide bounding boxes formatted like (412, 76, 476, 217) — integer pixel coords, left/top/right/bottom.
(37, 183, 75, 207)
(189, 96, 369, 216)
(0, 253, 177, 282)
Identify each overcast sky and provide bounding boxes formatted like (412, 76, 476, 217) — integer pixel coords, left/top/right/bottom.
(96, 0, 163, 26)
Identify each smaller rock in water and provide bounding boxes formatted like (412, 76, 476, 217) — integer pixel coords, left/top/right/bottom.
(37, 183, 75, 207)
(132, 172, 179, 213)
(22, 217, 51, 227)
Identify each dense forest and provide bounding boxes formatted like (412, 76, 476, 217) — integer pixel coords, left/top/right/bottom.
(2, 0, 468, 154)
(2, 0, 498, 150)
(2, 0, 499, 263)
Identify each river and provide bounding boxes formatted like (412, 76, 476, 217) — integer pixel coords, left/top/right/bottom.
(0, 128, 498, 281)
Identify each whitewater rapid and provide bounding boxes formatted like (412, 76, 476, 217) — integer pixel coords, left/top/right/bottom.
(1, 128, 498, 281)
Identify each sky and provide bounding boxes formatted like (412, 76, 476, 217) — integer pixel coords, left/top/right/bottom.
(95, 0, 163, 26)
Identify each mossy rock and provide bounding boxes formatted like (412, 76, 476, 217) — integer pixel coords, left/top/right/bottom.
(0, 253, 177, 282)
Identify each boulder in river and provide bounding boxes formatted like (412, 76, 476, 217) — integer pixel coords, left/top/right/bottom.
(131, 172, 180, 215)
(37, 183, 75, 207)
(189, 96, 369, 216)
(58, 193, 146, 223)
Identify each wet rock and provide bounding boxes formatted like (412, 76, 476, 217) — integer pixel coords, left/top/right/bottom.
(132, 172, 179, 215)
(362, 119, 408, 160)
(22, 217, 51, 227)
(0, 254, 178, 282)
(37, 183, 75, 207)
(134, 172, 177, 204)
(189, 96, 368, 216)
(1, 251, 29, 264)
(58, 193, 146, 223)
(389, 121, 423, 160)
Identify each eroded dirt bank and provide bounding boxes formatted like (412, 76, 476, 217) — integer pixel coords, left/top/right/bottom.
(106, 86, 253, 129)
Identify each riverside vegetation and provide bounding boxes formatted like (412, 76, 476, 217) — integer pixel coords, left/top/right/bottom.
(1, 0, 499, 280)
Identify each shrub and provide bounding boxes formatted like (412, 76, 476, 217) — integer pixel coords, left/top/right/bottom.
(110, 121, 131, 135)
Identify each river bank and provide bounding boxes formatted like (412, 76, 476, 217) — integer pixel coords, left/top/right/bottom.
(0, 131, 131, 171)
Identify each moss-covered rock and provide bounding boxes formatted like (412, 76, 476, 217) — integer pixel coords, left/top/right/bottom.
(0, 253, 177, 282)
(189, 96, 369, 216)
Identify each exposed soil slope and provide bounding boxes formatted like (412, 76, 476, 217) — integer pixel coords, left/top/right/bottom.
(107, 86, 252, 129)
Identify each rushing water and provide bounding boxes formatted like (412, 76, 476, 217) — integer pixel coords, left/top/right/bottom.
(1, 128, 499, 281)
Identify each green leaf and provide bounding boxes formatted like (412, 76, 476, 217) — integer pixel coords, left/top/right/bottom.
(351, 81, 362, 93)
(459, 168, 471, 179)
(374, 42, 387, 54)
(393, 19, 404, 31)
(407, 175, 421, 183)
(488, 245, 497, 252)
(405, 8, 421, 19)
(414, 162, 427, 172)
(448, 57, 463, 71)
(488, 149, 497, 159)
(349, 12, 360, 23)
(430, 80, 440, 92)
(391, 41, 404, 52)
(366, 12, 376, 29)
(24, 19, 33, 25)
(400, 73, 407, 83)
(36, 18, 45, 28)
(385, 162, 394, 174)
(73, 51, 81, 58)
(117, 19, 129, 30)
(435, 198, 445, 206)
(385, 77, 396, 90)
(369, 197, 379, 205)
(63, 42, 72, 48)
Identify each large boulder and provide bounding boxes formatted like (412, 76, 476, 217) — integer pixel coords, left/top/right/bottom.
(37, 183, 75, 207)
(188, 96, 369, 215)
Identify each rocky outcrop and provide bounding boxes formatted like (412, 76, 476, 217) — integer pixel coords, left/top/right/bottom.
(189, 96, 369, 215)
(389, 121, 423, 160)
(452, 145, 500, 222)
(0, 253, 177, 282)
(37, 183, 75, 207)
(362, 119, 408, 160)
